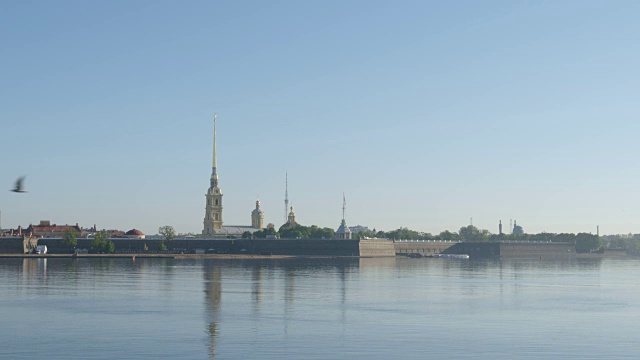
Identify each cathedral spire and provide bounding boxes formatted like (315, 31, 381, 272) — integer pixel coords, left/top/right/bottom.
(211, 114, 219, 188)
(204, 113, 224, 235)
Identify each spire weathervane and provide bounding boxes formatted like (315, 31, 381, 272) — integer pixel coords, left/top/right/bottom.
(213, 113, 217, 169)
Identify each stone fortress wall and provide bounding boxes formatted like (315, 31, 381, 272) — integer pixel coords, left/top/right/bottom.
(1, 237, 395, 257)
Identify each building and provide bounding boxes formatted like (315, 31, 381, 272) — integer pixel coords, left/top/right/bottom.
(251, 199, 265, 229)
(513, 220, 524, 235)
(26, 220, 82, 238)
(349, 225, 371, 234)
(203, 114, 223, 236)
(281, 206, 299, 229)
(335, 194, 352, 240)
(201, 115, 264, 238)
(124, 229, 145, 239)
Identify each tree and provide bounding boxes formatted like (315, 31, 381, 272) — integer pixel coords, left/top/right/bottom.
(254, 227, 278, 238)
(158, 225, 176, 251)
(242, 231, 252, 239)
(91, 230, 115, 254)
(63, 228, 78, 249)
(158, 241, 167, 251)
(439, 230, 459, 241)
(575, 233, 603, 253)
(459, 225, 488, 242)
(158, 226, 176, 242)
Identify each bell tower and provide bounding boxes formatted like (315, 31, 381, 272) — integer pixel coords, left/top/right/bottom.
(251, 198, 265, 229)
(203, 114, 223, 236)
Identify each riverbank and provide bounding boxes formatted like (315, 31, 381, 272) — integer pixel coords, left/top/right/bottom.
(0, 253, 359, 260)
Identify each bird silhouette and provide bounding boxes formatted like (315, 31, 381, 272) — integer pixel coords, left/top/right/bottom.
(11, 177, 27, 193)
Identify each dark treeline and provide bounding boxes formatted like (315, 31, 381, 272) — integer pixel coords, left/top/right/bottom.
(234, 224, 621, 254)
(244, 225, 335, 240)
(354, 225, 605, 253)
(601, 234, 640, 253)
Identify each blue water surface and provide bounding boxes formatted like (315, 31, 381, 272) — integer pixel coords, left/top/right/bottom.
(0, 257, 638, 359)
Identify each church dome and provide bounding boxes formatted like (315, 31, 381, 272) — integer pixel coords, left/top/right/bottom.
(125, 229, 145, 236)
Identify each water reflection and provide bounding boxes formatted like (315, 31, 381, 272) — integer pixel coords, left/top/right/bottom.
(203, 261, 221, 359)
(251, 264, 264, 311)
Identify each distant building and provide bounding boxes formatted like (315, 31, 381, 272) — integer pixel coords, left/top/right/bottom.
(251, 199, 265, 229)
(26, 220, 82, 238)
(513, 220, 524, 235)
(336, 220, 351, 240)
(203, 114, 223, 236)
(349, 225, 371, 234)
(124, 229, 145, 239)
(281, 206, 299, 229)
(335, 194, 351, 240)
(201, 115, 265, 239)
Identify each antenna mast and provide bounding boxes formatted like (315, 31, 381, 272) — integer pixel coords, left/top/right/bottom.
(284, 173, 289, 223)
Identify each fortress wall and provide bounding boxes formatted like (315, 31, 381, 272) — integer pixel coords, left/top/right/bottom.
(359, 239, 396, 257)
(0, 237, 27, 253)
(393, 241, 455, 255)
(444, 242, 576, 258)
(499, 242, 575, 258)
(36, 238, 363, 256)
(443, 242, 500, 258)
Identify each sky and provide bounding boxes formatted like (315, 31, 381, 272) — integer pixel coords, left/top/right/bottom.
(1, 0, 639, 236)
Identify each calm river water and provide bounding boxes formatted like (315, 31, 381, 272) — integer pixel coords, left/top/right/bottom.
(0, 256, 638, 359)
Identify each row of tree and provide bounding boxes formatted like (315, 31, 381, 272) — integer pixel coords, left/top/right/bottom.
(58, 226, 177, 254)
(62, 228, 115, 254)
(62, 223, 609, 254)
(351, 225, 604, 253)
(241, 225, 336, 240)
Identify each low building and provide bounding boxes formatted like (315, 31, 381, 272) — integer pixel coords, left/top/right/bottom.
(209, 225, 262, 239)
(26, 220, 81, 238)
(349, 225, 371, 234)
(336, 219, 352, 240)
(124, 229, 145, 239)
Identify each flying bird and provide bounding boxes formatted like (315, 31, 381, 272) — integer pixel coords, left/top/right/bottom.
(11, 177, 27, 193)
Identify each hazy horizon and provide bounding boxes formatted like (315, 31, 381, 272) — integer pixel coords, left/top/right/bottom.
(2, 1, 639, 236)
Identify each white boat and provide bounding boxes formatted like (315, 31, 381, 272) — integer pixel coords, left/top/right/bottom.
(431, 253, 469, 259)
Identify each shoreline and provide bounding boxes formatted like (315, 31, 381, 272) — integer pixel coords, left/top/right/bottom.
(0, 253, 362, 260)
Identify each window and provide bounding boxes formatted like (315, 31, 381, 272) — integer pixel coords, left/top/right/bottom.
(215, 199, 219, 206)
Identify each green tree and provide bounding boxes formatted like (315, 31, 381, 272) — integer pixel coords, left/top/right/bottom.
(575, 233, 603, 253)
(459, 225, 488, 242)
(158, 225, 176, 242)
(242, 231, 252, 239)
(439, 230, 459, 241)
(254, 227, 278, 238)
(91, 230, 115, 254)
(158, 241, 167, 251)
(354, 230, 376, 240)
(104, 239, 116, 254)
(63, 228, 78, 250)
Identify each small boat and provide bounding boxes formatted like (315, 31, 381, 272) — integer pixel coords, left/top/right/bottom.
(429, 254, 469, 259)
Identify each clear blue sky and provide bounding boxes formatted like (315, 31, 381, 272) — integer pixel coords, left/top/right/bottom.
(2, 1, 639, 235)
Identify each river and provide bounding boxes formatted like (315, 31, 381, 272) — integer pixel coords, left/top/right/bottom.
(0, 256, 637, 359)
